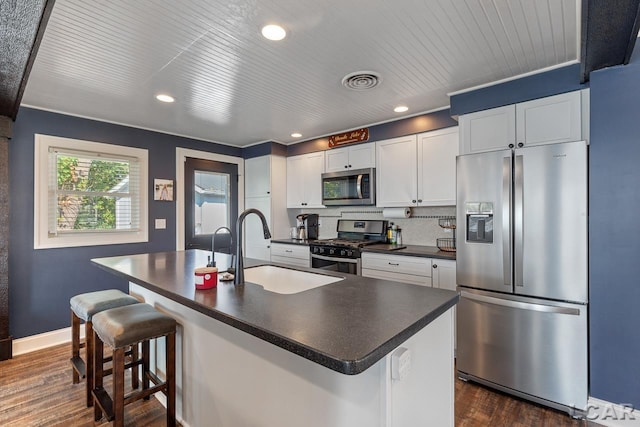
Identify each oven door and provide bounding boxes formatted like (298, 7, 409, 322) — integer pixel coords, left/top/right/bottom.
(311, 253, 360, 275)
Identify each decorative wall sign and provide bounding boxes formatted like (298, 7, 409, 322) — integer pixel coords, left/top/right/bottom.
(328, 128, 369, 148)
(154, 179, 174, 201)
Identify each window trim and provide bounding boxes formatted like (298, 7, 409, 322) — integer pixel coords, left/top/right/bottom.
(175, 147, 244, 251)
(34, 134, 148, 249)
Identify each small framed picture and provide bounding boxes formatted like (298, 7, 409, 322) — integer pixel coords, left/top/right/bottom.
(154, 179, 174, 201)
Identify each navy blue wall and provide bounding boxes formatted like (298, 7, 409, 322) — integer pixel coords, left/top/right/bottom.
(287, 109, 458, 156)
(589, 51, 640, 406)
(449, 63, 586, 116)
(9, 107, 240, 338)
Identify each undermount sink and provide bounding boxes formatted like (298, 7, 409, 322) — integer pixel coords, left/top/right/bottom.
(243, 265, 343, 294)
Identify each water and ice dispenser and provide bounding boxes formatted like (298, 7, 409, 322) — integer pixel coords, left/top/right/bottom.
(465, 202, 494, 243)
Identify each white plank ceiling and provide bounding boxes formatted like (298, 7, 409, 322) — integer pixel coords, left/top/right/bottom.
(22, 0, 580, 146)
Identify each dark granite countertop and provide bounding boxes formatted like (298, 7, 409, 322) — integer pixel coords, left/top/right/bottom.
(363, 244, 457, 260)
(92, 250, 458, 375)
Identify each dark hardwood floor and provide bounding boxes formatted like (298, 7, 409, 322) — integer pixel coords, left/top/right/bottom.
(0, 343, 600, 426)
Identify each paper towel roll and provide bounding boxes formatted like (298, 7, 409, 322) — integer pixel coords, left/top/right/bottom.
(382, 207, 411, 219)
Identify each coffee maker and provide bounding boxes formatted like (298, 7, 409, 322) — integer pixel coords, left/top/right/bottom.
(295, 214, 319, 240)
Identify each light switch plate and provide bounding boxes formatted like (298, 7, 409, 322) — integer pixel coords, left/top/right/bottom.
(155, 218, 167, 229)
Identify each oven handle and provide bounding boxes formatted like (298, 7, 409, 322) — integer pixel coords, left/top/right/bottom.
(311, 253, 359, 264)
(356, 174, 363, 199)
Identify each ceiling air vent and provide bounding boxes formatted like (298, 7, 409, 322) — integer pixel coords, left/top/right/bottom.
(341, 71, 382, 91)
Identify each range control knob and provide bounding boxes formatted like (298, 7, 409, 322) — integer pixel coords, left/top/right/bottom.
(347, 250, 354, 257)
(340, 249, 347, 256)
(329, 248, 335, 255)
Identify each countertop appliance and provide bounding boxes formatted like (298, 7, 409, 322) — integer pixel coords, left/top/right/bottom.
(456, 140, 588, 417)
(296, 213, 319, 240)
(321, 168, 375, 206)
(309, 219, 387, 275)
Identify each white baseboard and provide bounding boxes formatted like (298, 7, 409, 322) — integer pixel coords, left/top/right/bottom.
(587, 398, 640, 426)
(12, 326, 83, 356)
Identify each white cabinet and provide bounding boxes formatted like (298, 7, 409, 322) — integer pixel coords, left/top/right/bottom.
(431, 259, 456, 291)
(286, 152, 325, 208)
(417, 127, 459, 206)
(270, 243, 310, 268)
(376, 136, 419, 208)
(460, 105, 515, 154)
(376, 128, 458, 207)
(361, 252, 432, 286)
(244, 155, 289, 261)
(325, 143, 376, 172)
(459, 90, 585, 155)
(431, 259, 457, 351)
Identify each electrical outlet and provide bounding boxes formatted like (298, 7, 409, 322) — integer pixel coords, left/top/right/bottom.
(444, 228, 452, 233)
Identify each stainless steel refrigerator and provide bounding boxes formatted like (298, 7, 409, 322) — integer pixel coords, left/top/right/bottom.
(456, 140, 588, 416)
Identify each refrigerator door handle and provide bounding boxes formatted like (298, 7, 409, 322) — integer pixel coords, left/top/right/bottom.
(514, 154, 524, 287)
(502, 156, 512, 287)
(460, 291, 581, 316)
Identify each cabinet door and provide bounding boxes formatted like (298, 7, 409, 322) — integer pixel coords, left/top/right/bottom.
(245, 156, 271, 198)
(376, 136, 418, 207)
(432, 259, 456, 290)
(417, 127, 459, 206)
(516, 91, 582, 147)
(286, 155, 307, 208)
(244, 196, 271, 261)
(303, 152, 325, 208)
(325, 147, 350, 172)
(348, 143, 376, 170)
(459, 105, 516, 154)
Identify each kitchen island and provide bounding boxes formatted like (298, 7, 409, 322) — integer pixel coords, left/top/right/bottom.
(92, 250, 458, 427)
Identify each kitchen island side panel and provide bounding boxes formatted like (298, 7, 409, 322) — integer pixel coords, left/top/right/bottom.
(130, 283, 454, 427)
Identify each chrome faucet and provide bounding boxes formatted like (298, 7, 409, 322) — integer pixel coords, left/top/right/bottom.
(234, 208, 271, 285)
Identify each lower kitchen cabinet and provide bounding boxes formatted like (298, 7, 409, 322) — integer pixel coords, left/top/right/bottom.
(361, 252, 432, 286)
(270, 243, 310, 268)
(432, 259, 457, 352)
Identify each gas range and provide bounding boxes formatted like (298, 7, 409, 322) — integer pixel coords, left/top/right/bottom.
(309, 220, 388, 260)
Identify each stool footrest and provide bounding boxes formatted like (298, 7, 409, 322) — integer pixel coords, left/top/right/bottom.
(70, 356, 86, 378)
(124, 382, 167, 406)
(103, 358, 141, 378)
(92, 387, 115, 422)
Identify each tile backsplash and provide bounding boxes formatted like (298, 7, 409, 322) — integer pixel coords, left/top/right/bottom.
(288, 206, 456, 246)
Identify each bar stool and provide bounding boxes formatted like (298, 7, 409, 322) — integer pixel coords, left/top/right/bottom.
(91, 303, 176, 427)
(70, 289, 139, 406)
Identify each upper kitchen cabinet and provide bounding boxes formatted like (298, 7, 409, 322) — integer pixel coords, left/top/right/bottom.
(459, 90, 586, 155)
(376, 135, 418, 207)
(459, 105, 515, 154)
(377, 128, 458, 207)
(417, 127, 459, 206)
(325, 143, 375, 172)
(286, 152, 325, 208)
(245, 155, 289, 261)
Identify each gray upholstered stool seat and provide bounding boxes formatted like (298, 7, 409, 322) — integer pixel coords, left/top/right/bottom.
(92, 303, 176, 349)
(70, 289, 140, 407)
(91, 303, 176, 427)
(71, 289, 139, 322)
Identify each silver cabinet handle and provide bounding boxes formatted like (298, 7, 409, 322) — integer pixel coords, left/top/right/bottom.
(461, 291, 581, 315)
(285, 250, 293, 253)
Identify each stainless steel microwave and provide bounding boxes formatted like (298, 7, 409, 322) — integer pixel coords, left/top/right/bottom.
(321, 168, 375, 206)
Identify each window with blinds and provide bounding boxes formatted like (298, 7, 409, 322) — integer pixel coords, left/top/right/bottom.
(34, 134, 148, 249)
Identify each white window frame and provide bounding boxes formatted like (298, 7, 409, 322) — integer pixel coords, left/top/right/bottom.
(34, 134, 148, 249)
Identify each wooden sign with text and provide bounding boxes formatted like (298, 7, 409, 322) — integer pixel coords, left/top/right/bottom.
(328, 128, 369, 148)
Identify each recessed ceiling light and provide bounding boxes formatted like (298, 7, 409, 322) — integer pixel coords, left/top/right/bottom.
(291, 132, 302, 138)
(262, 24, 286, 41)
(156, 94, 175, 103)
(394, 105, 409, 113)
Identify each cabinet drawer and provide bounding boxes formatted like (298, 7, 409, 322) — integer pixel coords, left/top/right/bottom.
(362, 268, 432, 286)
(361, 253, 431, 277)
(270, 243, 310, 260)
(270, 255, 310, 268)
